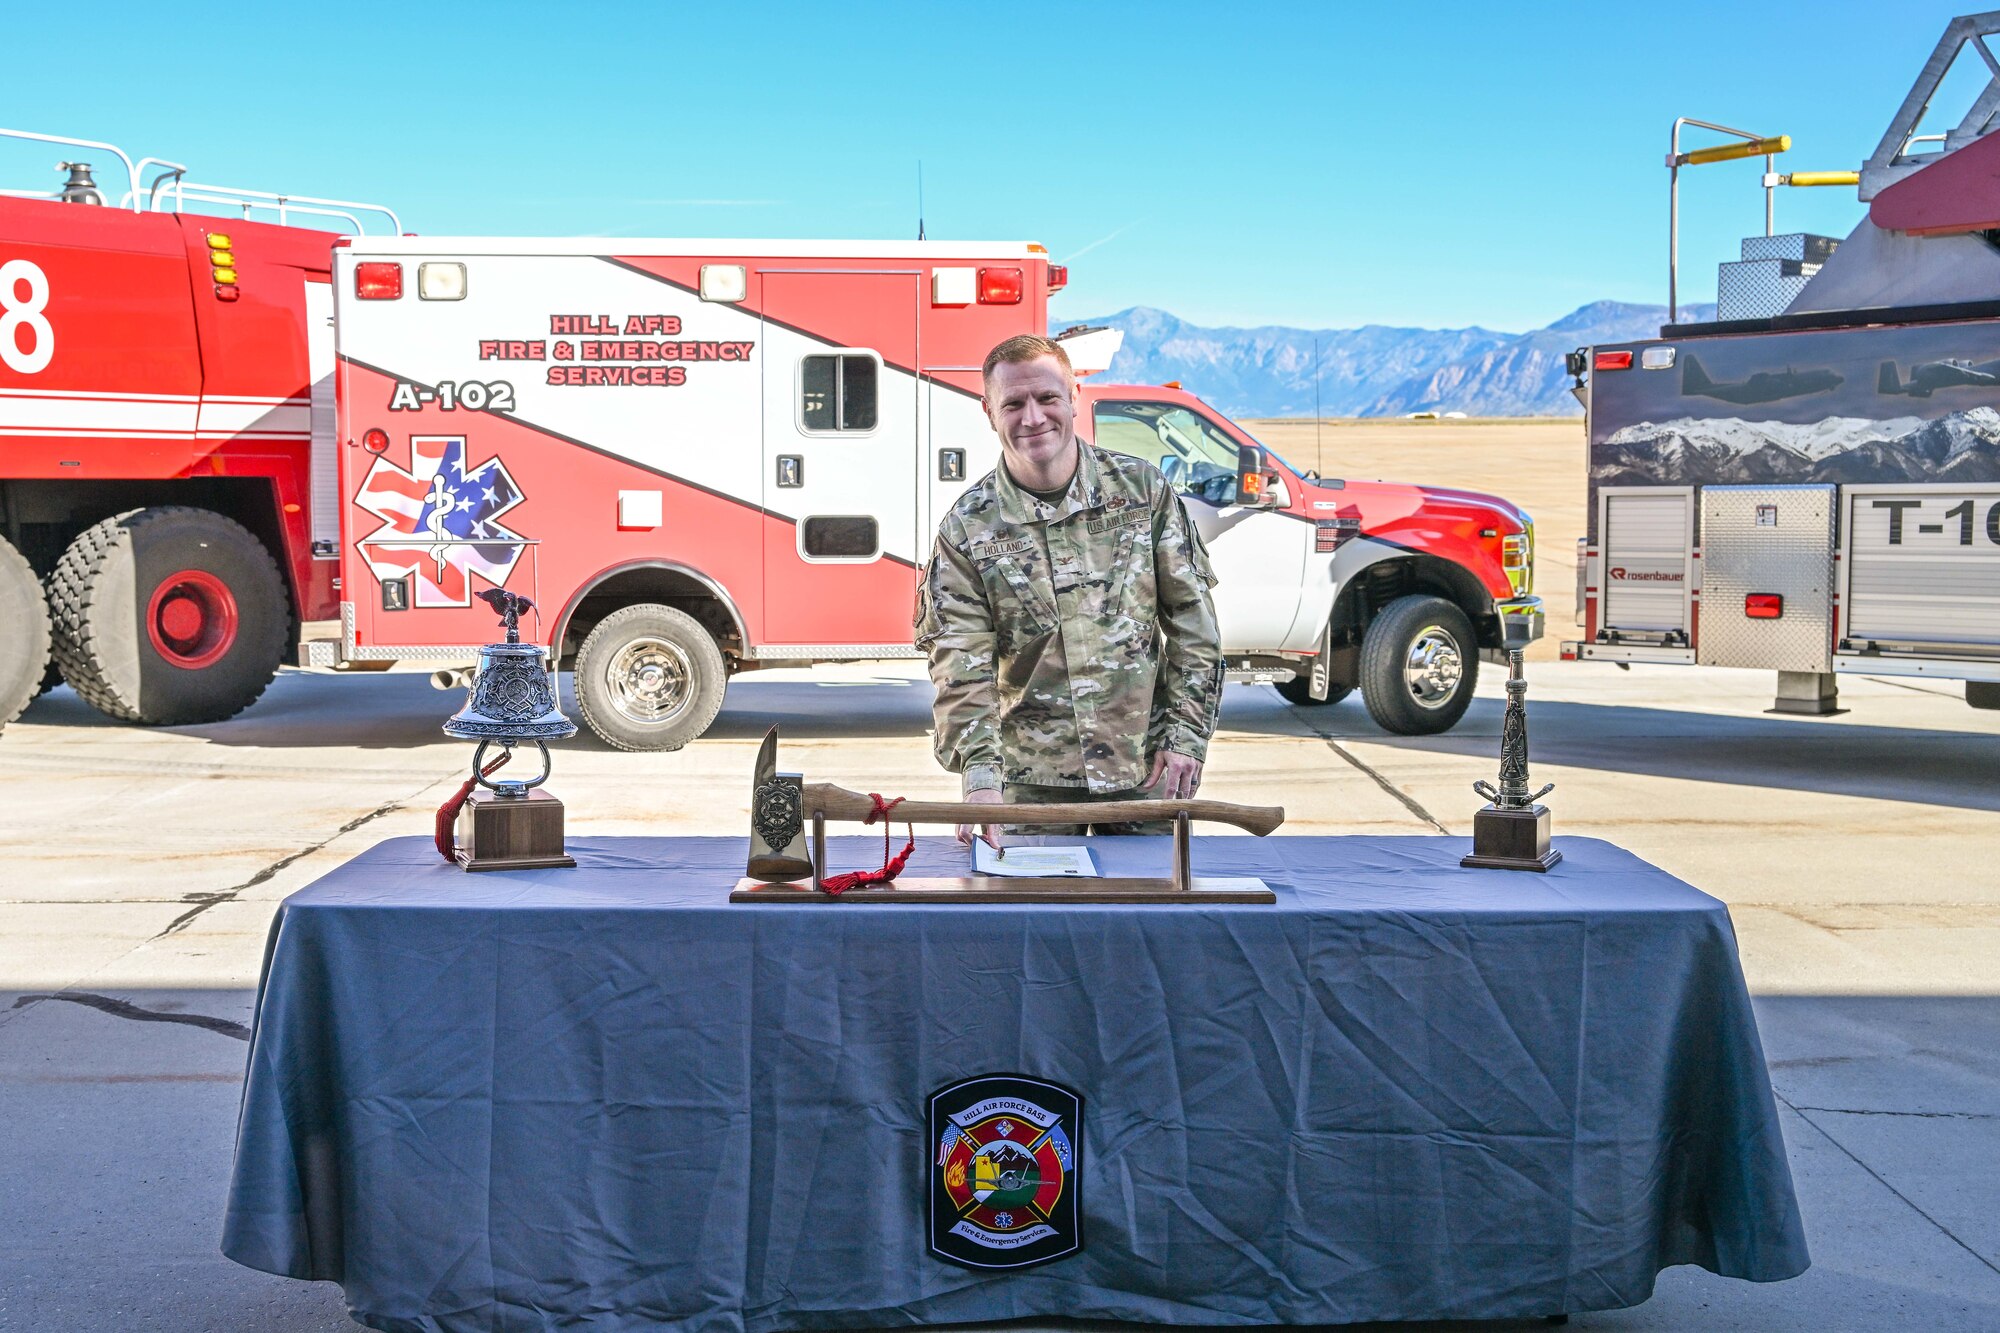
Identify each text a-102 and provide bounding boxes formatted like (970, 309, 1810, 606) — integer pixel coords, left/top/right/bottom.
(388, 380, 517, 412)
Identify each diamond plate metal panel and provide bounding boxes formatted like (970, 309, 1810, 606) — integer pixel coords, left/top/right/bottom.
(1738, 232, 1840, 263)
(1698, 485, 1836, 672)
(1716, 260, 1817, 321)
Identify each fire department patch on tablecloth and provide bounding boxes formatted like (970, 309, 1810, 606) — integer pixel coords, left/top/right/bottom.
(928, 1074, 1081, 1270)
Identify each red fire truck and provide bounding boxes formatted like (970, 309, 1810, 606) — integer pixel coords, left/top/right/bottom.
(0, 128, 399, 731)
(1, 130, 1542, 746)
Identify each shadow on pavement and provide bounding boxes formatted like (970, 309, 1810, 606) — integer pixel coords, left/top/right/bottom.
(1234, 693, 2000, 814)
(13, 669, 939, 751)
(18, 674, 2000, 816)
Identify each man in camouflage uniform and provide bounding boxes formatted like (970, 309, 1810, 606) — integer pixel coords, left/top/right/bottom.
(915, 333, 1224, 848)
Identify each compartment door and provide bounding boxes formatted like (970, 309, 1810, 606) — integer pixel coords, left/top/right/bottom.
(1698, 485, 1834, 671)
(1598, 487, 1695, 644)
(1843, 484, 2000, 655)
(758, 271, 921, 647)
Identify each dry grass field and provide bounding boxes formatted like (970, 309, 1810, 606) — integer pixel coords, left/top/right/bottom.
(1245, 416, 1585, 659)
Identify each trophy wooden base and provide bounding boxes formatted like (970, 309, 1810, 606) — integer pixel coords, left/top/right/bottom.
(730, 876, 1276, 903)
(455, 788, 577, 872)
(1461, 803, 1562, 873)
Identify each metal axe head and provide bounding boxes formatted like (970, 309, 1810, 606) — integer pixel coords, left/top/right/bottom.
(746, 725, 813, 883)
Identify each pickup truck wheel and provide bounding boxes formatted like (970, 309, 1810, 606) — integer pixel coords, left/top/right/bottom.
(574, 603, 727, 751)
(48, 508, 289, 726)
(1274, 674, 1353, 707)
(1359, 594, 1478, 735)
(0, 534, 52, 729)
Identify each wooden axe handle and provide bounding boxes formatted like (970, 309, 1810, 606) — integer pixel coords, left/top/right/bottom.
(802, 783, 1284, 837)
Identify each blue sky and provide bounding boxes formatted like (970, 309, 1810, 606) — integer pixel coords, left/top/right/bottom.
(5, 1, 1980, 332)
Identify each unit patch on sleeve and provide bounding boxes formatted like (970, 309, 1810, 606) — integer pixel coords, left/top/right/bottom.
(928, 1074, 1081, 1271)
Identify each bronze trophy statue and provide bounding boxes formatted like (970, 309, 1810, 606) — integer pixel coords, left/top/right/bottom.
(1462, 603, 1561, 872)
(441, 590, 577, 871)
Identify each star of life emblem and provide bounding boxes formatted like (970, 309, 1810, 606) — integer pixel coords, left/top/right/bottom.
(928, 1074, 1081, 1271)
(354, 434, 527, 608)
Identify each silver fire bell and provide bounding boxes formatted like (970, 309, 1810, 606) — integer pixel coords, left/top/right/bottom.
(443, 590, 577, 796)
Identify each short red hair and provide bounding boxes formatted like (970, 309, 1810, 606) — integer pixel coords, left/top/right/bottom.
(982, 334, 1072, 384)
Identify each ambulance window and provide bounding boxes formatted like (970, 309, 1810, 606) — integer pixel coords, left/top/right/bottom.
(801, 515, 880, 560)
(801, 354, 879, 432)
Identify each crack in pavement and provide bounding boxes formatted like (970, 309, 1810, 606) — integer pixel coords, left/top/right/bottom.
(1278, 694, 1452, 834)
(151, 795, 417, 940)
(1776, 1088, 2000, 1278)
(1790, 1105, 1999, 1121)
(9, 992, 250, 1042)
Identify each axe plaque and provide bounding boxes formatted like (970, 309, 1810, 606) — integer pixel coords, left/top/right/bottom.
(734, 727, 1285, 903)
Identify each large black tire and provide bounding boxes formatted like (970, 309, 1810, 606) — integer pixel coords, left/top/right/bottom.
(1275, 674, 1354, 707)
(574, 603, 728, 751)
(0, 534, 52, 729)
(49, 507, 290, 726)
(1359, 594, 1479, 735)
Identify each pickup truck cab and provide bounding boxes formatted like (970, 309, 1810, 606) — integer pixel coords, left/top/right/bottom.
(1078, 382, 1541, 733)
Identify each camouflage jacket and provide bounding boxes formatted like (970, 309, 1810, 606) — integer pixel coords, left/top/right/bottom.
(915, 443, 1224, 795)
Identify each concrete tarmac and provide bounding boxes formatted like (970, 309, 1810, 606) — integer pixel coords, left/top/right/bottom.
(2, 660, 1997, 1331)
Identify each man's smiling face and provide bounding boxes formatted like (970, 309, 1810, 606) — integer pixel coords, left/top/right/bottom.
(983, 355, 1078, 483)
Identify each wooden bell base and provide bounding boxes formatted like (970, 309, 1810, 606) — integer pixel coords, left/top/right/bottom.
(455, 788, 577, 872)
(1461, 803, 1562, 872)
(730, 876, 1275, 903)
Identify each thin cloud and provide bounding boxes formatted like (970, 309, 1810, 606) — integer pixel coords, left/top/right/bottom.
(1062, 221, 1140, 263)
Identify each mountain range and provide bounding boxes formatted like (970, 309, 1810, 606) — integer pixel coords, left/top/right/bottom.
(1055, 301, 1715, 419)
(1594, 407, 2000, 486)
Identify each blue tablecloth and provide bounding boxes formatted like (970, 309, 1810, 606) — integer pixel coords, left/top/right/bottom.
(223, 835, 1807, 1332)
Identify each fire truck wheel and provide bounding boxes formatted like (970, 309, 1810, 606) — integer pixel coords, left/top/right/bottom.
(1359, 594, 1479, 735)
(48, 507, 291, 726)
(574, 604, 727, 752)
(1274, 674, 1354, 707)
(0, 534, 53, 729)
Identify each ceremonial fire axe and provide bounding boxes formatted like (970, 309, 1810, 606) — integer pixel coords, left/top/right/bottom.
(742, 726, 1284, 902)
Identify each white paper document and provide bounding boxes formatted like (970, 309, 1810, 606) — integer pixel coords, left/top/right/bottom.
(972, 844, 1101, 878)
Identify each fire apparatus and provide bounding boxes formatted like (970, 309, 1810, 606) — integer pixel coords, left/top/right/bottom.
(0, 127, 397, 731)
(1563, 11, 2000, 717)
(0, 130, 1542, 747)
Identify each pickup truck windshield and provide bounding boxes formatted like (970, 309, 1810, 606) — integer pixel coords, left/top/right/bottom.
(1093, 401, 1248, 504)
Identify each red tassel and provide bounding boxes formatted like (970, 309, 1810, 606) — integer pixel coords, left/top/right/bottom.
(434, 749, 513, 863)
(820, 794, 915, 896)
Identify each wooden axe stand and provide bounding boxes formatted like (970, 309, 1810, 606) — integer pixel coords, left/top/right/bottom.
(730, 783, 1284, 904)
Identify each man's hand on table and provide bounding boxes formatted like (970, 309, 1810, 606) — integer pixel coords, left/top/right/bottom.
(1147, 751, 1204, 801)
(957, 787, 1005, 855)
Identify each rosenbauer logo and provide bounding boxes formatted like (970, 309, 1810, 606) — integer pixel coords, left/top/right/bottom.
(1608, 567, 1684, 582)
